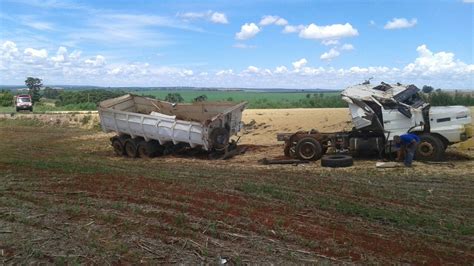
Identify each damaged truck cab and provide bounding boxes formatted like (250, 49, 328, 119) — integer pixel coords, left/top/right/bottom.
(279, 82, 472, 161)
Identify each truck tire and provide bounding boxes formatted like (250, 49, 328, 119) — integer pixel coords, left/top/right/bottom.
(416, 134, 444, 161)
(112, 138, 125, 156)
(137, 140, 163, 158)
(321, 155, 353, 168)
(295, 137, 322, 161)
(124, 139, 138, 158)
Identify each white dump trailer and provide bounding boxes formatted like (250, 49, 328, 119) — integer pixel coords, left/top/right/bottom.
(98, 94, 247, 158)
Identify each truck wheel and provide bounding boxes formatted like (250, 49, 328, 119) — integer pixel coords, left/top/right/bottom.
(295, 137, 322, 160)
(416, 134, 444, 161)
(124, 139, 138, 158)
(321, 155, 353, 168)
(16, 107, 19, 112)
(137, 140, 163, 158)
(112, 138, 125, 156)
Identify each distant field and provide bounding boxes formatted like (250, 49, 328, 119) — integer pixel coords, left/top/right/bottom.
(135, 90, 341, 108)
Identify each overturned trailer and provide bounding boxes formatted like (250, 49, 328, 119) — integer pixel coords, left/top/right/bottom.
(99, 94, 247, 158)
(278, 82, 472, 161)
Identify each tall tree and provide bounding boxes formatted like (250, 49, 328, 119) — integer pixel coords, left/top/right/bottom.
(25, 77, 42, 103)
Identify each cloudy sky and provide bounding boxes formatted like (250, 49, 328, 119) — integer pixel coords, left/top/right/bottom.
(0, 0, 473, 89)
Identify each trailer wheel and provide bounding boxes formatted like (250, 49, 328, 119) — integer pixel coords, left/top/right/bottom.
(295, 137, 322, 161)
(210, 128, 230, 151)
(124, 139, 138, 158)
(112, 138, 125, 156)
(321, 155, 353, 168)
(137, 140, 163, 158)
(416, 134, 444, 161)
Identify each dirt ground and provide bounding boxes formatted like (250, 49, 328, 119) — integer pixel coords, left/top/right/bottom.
(1, 108, 473, 264)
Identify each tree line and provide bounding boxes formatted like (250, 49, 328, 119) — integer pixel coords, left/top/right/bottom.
(1, 78, 473, 109)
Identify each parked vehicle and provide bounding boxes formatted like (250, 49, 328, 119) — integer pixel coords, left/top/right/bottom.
(14, 94, 33, 112)
(278, 82, 473, 161)
(98, 94, 247, 158)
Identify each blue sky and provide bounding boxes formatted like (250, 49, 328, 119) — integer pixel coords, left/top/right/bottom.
(0, 0, 472, 89)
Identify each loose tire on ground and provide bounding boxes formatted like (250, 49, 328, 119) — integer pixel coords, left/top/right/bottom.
(321, 154, 354, 168)
(295, 137, 323, 161)
(124, 139, 139, 158)
(416, 134, 445, 161)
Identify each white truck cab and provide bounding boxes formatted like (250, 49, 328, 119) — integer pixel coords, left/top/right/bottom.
(342, 82, 472, 160)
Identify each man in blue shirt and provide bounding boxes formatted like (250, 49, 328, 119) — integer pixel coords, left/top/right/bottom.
(394, 133, 421, 167)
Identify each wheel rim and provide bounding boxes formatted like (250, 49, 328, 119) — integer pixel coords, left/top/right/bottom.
(419, 142, 434, 156)
(299, 142, 316, 159)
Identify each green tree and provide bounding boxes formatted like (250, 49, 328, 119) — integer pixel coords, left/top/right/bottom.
(422, 85, 434, 94)
(193, 94, 208, 102)
(25, 77, 42, 103)
(43, 87, 61, 99)
(0, 89, 14, 107)
(164, 93, 184, 103)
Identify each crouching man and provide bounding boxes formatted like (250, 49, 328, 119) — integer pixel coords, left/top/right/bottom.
(394, 133, 421, 167)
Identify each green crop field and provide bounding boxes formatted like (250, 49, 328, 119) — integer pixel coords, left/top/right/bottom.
(135, 90, 341, 108)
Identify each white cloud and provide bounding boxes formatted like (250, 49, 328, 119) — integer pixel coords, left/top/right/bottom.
(235, 23, 261, 40)
(322, 39, 339, 46)
(1, 41, 19, 60)
(24, 47, 48, 59)
(299, 23, 359, 40)
(233, 43, 256, 49)
(274, 66, 288, 73)
(51, 46, 68, 63)
(216, 69, 234, 76)
(403, 44, 473, 76)
(340, 44, 354, 51)
(1, 41, 472, 90)
(84, 55, 106, 67)
(384, 18, 417, 30)
(369, 20, 376, 26)
(282, 24, 304, 33)
(259, 15, 288, 26)
(178, 10, 228, 24)
(320, 48, 340, 61)
(292, 58, 307, 69)
(210, 12, 228, 24)
(246, 66, 260, 73)
(463, 0, 474, 2)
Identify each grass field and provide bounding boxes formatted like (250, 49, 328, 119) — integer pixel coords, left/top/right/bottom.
(135, 90, 340, 108)
(0, 118, 473, 264)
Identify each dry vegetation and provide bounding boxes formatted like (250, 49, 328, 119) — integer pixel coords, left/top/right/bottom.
(0, 109, 473, 264)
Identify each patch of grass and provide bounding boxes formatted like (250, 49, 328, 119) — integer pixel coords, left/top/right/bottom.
(235, 182, 295, 202)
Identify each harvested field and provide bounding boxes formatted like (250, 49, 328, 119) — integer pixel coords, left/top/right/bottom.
(1, 108, 474, 264)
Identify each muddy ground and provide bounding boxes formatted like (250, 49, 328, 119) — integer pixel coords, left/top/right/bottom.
(0, 109, 473, 264)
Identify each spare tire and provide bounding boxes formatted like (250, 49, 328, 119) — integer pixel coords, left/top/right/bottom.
(210, 128, 230, 151)
(321, 154, 353, 168)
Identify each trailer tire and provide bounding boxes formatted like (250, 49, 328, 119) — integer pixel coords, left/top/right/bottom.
(295, 137, 322, 161)
(210, 128, 230, 151)
(138, 140, 163, 158)
(124, 139, 138, 158)
(112, 138, 125, 156)
(321, 155, 353, 168)
(416, 134, 444, 161)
